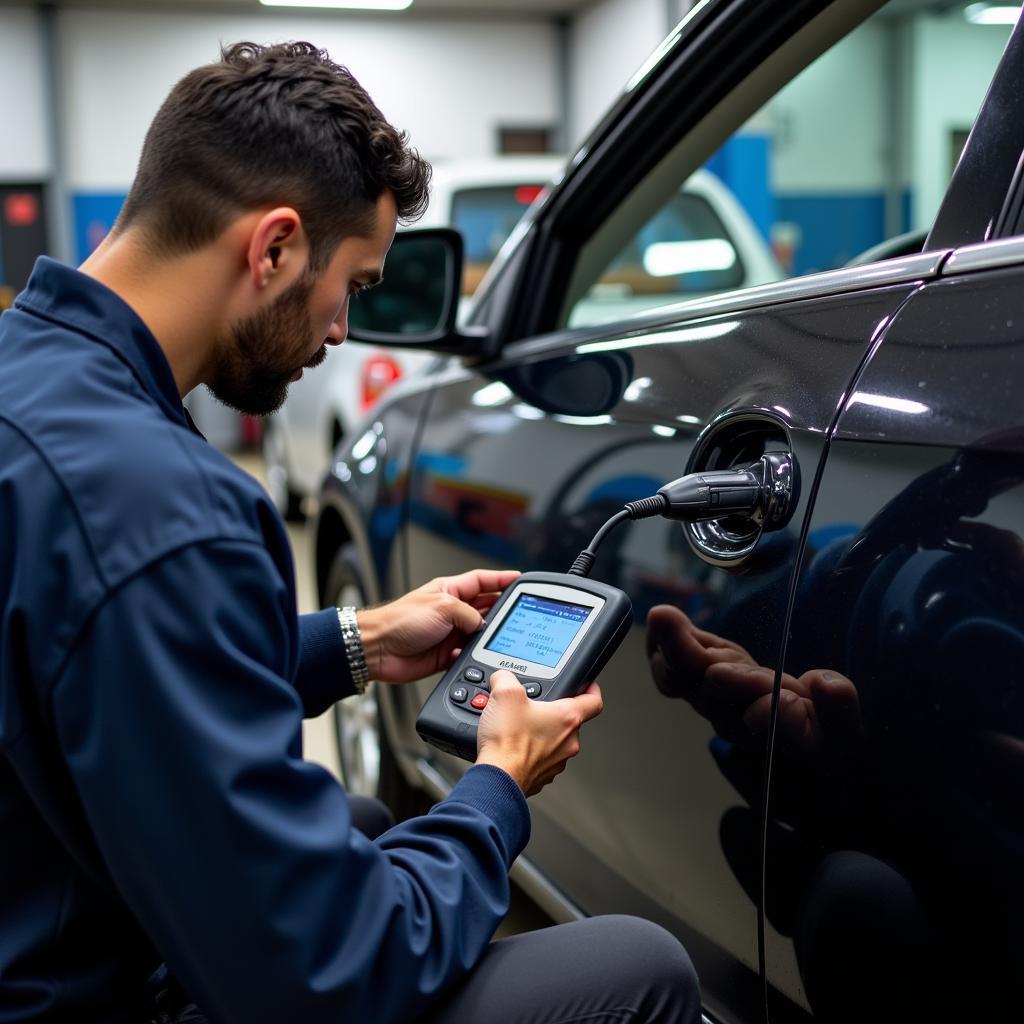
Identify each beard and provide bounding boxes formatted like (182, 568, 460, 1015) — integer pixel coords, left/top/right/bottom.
(209, 272, 328, 417)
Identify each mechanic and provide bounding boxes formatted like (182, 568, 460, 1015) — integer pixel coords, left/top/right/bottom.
(0, 41, 700, 1024)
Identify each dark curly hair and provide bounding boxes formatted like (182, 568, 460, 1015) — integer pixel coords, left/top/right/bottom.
(116, 41, 431, 271)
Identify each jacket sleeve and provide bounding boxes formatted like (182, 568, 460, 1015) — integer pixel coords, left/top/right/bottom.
(294, 608, 357, 716)
(51, 539, 530, 1024)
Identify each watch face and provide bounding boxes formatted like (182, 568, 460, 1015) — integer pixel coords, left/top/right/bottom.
(484, 593, 592, 668)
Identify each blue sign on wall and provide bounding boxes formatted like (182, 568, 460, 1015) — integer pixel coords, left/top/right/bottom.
(72, 193, 127, 263)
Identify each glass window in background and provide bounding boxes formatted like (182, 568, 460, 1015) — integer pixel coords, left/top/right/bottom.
(566, 0, 1015, 328)
(451, 184, 545, 295)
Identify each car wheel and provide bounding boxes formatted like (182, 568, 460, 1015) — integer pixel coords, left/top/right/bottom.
(263, 418, 305, 522)
(325, 545, 429, 819)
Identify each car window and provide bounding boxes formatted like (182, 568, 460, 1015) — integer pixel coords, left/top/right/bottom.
(564, 1, 1013, 329)
(587, 187, 747, 306)
(451, 184, 545, 296)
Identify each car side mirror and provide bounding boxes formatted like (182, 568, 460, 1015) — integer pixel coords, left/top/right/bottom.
(347, 227, 487, 355)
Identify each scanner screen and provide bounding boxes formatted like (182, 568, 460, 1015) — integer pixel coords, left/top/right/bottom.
(485, 593, 592, 668)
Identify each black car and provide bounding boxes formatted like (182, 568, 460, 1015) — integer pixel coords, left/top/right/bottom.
(314, 1, 1024, 1021)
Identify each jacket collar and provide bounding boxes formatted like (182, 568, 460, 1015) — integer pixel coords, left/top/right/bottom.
(16, 256, 189, 428)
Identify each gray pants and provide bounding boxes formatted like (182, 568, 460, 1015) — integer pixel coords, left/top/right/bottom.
(421, 914, 702, 1024)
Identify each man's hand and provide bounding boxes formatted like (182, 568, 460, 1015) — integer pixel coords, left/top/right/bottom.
(356, 569, 520, 684)
(647, 605, 861, 758)
(475, 671, 604, 797)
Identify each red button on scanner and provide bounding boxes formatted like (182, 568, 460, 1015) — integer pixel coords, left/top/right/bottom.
(470, 693, 489, 710)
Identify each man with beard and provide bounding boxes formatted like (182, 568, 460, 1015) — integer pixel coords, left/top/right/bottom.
(0, 40, 699, 1024)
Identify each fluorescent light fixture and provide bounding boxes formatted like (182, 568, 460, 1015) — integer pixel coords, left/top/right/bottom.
(623, 376, 653, 402)
(260, 0, 413, 10)
(643, 239, 737, 277)
(848, 392, 929, 415)
(471, 382, 513, 407)
(512, 403, 545, 421)
(350, 426, 378, 460)
(552, 414, 614, 427)
(964, 4, 1021, 25)
(578, 320, 739, 355)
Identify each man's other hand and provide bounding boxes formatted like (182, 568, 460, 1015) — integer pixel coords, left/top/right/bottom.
(476, 671, 604, 797)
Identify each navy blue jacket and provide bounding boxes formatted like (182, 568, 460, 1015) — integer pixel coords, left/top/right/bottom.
(0, 258, 530, 1023)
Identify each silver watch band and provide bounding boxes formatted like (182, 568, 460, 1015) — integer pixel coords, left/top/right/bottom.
(337, 606, 370, 695)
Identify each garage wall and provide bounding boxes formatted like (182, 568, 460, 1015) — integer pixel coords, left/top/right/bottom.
(0, 6, 49, 179)
(771, 20, 889, 194)
(768, 17, 892, 273)
(59, 8, 559, 186)
(711, 11, 1013, 274)
(51, 6, 558, 260)
(568, 0, 666, 147)
(1, 3, 1016, 271)
(908, 15, 1013, 231)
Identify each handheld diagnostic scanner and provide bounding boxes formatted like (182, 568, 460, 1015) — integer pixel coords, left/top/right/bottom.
(414, 451, 798, 761)
(416, 572, 631, 760)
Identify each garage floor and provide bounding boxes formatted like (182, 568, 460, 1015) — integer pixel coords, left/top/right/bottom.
(233, 452, 553, 940)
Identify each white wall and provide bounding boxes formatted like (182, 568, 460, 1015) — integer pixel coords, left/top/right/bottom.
(568, 0, 666, 148)
(0, 6, 50, 179)
(1, 2, 1016, 249)
(770, 18, 890, 194)
(57, 8, 560, 191)
(908, 14, 1012, 230)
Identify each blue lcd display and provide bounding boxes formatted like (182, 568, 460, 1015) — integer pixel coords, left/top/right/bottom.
(485, 593, 592, 668)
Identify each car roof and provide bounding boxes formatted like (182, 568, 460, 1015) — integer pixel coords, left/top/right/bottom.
(426, 156, 566, 190)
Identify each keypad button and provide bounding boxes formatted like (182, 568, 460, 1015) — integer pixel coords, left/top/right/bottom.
(450, 685, 469, 704)
(470, 692, 489, 710)
(523, 682, 542, 699)
(463, 666, 484, 684)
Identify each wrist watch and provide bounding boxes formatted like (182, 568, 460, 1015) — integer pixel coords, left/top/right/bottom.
(337, 606, 370, 695)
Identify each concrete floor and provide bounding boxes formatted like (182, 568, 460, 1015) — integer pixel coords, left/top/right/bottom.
(232, 452, 553, 939)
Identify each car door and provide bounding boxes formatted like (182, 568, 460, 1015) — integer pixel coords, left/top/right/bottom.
(386, 3, 989, 1021)
(764, 17, 1024, 1021)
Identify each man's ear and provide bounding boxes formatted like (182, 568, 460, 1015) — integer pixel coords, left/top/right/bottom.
(246, 208, 309, 293)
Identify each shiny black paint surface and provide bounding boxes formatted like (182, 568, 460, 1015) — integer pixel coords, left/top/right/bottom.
(767, 440, 1023, 1022)
(396, 286, 913, 1023)
(759, 271, 1024, 1021)
(836, 268, 1024, 448)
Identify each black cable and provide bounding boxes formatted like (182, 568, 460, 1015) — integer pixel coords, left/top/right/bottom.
(566, 496, 669, 577)
(565, 458, 768, 577)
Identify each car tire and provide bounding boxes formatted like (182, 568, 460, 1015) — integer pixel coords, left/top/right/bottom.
(325, 545, 430, 820)
(263, 418, 305, 522)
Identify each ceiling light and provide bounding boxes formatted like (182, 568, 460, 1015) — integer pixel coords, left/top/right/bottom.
(642, 238, 737, 277)
(964, 4, 1021, 25)
(260, 0, 413, 10)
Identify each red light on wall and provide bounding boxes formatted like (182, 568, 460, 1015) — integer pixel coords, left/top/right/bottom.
(514, 185, 544, 205)
(5, 193, 39, 227)
(361, 355, 402, 409)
